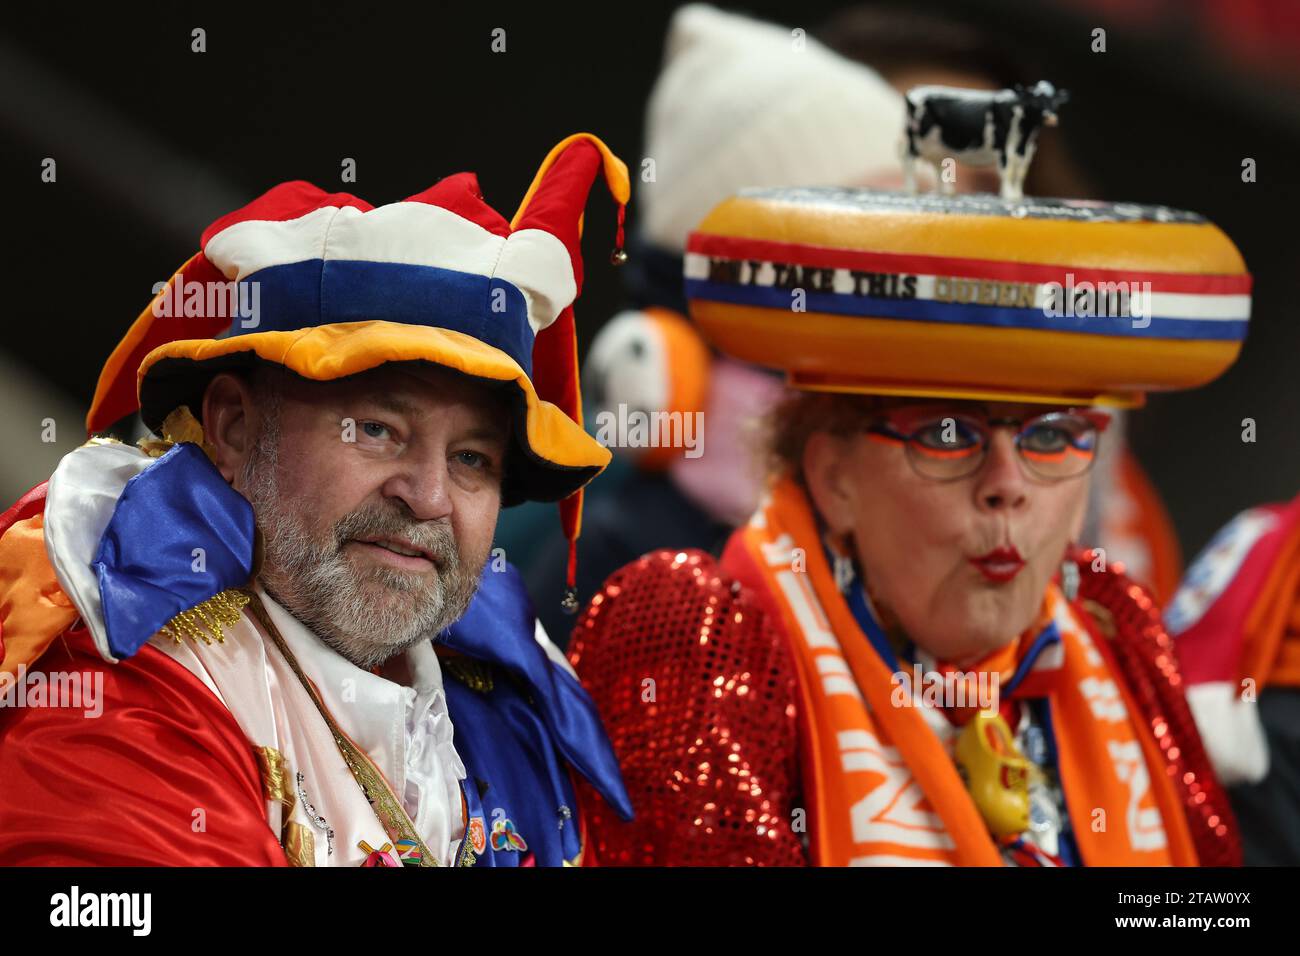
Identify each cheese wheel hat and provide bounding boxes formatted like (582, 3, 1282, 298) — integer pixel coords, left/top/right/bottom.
(685, 189, 1252, 406)
(86, 133, 630, 597)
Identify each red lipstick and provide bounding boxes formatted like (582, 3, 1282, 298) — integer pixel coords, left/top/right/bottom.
(969, 546, 1025, 583)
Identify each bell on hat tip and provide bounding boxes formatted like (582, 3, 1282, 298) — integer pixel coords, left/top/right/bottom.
(610, 247, 629, 266)
(561, 587, 581, 614)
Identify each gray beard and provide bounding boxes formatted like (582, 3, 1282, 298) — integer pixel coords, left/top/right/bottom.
(237, 410, 483, 669)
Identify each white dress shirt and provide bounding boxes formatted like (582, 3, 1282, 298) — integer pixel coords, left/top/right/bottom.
(260, 590, 468, 864)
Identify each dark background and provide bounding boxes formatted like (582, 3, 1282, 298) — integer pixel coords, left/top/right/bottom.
(2, 0, 1298, 562)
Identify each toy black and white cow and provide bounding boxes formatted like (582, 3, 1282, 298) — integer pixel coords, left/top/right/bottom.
(901, 81, 1069, 202)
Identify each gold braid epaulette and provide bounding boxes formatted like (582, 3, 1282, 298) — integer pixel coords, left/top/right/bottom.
(441, 655, 495, 694)
(158, 589, 251, 646)
(136, 406, 217, 461)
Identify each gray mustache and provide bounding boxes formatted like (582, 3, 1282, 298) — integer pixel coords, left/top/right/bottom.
(331, 505, 459, 571)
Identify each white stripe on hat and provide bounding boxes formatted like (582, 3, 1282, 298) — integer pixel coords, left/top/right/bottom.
(496, 228, 578, 334)
(206, 205, 340, 281)
(205, 202, 578, 334)
(324, 203, 503, 276)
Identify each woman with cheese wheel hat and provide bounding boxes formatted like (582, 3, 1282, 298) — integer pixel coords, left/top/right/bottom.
(568, 174, 1252, 865)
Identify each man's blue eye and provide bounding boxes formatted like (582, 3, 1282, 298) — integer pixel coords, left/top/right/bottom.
(361, 421, 389, 439)
(455, 450, 488, 469)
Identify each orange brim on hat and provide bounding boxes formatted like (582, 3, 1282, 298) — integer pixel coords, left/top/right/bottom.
(136, 320, 611, 505)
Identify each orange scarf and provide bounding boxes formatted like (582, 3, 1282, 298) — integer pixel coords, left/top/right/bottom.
(732, 477, 1197, 866)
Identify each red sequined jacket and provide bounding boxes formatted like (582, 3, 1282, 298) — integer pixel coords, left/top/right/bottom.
(568, 546, 1241, 866)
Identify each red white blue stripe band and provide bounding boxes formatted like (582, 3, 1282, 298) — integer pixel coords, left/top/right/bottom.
(685, 235, 1251, 342)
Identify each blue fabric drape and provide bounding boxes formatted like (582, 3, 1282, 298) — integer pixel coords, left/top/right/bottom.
(440, 562, 632, 865)
(94, 443, 255, 659)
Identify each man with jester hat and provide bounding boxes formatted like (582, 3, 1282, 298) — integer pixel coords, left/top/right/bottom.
(0, 134, 633, 867)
